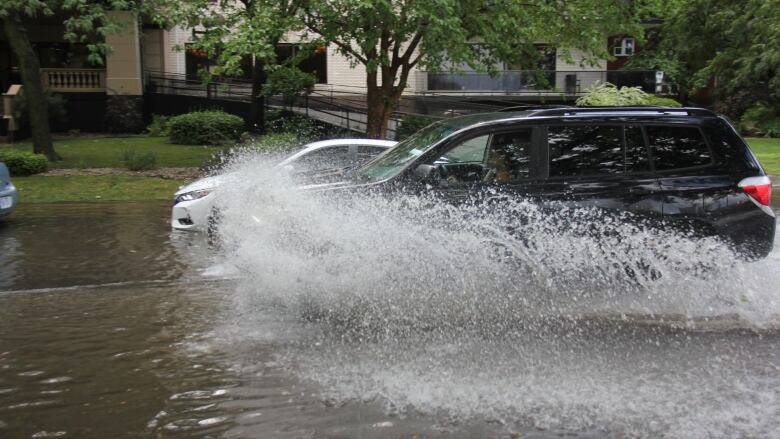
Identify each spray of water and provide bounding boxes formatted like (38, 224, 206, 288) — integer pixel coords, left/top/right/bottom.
(208, 152, 780, 438)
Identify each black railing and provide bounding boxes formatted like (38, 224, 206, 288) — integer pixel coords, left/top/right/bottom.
(424, 70, 672, 94)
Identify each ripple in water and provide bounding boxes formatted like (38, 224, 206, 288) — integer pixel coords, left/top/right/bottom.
(209, 155, 780, 438)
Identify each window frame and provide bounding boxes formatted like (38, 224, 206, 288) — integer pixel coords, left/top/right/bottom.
(613, 37, 635, 57)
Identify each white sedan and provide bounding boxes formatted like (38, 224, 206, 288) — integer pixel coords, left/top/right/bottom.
(171, 138, 396, 231)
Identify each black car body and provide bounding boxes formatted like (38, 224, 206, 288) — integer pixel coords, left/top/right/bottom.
(337, 107, 775, 259)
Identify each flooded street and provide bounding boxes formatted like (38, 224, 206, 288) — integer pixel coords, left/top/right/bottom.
(0, 200, 779, 438)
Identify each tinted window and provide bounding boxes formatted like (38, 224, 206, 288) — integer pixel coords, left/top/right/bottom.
(295, 146, 350, 170)
(485, 130, 532, 181)
(646, 125, 712, 170)
(549, 125, 624, 176)
(625, 125, 650, 173)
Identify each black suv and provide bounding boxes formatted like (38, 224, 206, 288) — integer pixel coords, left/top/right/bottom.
(343, 107, 775, 259)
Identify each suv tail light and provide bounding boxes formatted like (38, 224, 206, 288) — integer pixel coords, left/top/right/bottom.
(738, 176, 772, 206)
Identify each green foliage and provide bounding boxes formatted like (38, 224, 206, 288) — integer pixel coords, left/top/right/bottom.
(249, 133, 301, 153)
(12, 90, 67, 128)
(265, 109, 331, 141)
(397, 115, 436, 140)
(644, 96, 683, 107)
(120, 150, 158, 171)
(633, 0, 780, 111)
(738, 103, 780, 137)
(0, 150, 48, 176)
(262, 66, 316, 106)
(576, 83, 650, 106)
(146, 114, 172, 137)
(576, 83, 683, 107)
(169, 111, 245, 145)
(105, 96, 144, 134)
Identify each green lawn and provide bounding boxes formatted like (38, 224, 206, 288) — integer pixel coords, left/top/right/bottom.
(7, 136, 224, 169)
(746, 137, 780, 176)
(13, 175, 185, 203)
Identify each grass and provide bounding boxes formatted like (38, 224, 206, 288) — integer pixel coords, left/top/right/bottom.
(13, 175, 185, 203)
(6, 136, 224, 169)
(746, 137, 780, 176)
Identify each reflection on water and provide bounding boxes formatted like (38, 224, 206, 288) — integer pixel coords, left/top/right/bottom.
(0, 199, 778, 438)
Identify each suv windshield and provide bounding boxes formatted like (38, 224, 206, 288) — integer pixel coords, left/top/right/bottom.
(356, 121, 455, 181)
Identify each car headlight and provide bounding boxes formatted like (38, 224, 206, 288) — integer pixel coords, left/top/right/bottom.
(174, 188, 213, 205)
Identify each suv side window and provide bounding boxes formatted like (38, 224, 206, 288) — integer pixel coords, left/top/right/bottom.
(548, 125, 624, 176)
(646, 125, 712, 171)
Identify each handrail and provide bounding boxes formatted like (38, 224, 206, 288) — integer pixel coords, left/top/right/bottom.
(41, 68, 106, 92)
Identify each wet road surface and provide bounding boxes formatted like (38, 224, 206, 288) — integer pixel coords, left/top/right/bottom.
(0, 202, 778, 438)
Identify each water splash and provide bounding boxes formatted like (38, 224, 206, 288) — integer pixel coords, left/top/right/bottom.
(210, 155, 780, 438)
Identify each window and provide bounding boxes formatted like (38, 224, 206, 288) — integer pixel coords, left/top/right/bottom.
(275, 44, 327, 84)
(428, 129, 532, 184)
(357, 145, 389, 163)
(646, 125, 712, 170)
(549, 125, 625, 176)
(294, 146, 350, 171)
(613, 38, 635, 57)
(625, 125, 650, 173)
(485, 131, 532, 181)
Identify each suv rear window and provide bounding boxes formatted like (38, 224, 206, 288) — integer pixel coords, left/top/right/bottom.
(646, 125, 712, 171)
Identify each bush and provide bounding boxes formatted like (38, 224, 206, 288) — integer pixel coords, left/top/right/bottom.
(250, 133, 301, 153)
(396, 114, 436, 140)
(265, 109, 331, 141)
(576, 82, 649, 106)
(146, 114, 172, 137)
(262, 66, 317, 107)
(0, 150, 48, 176)
(738, 103, 779, 136)
(169, 111, 245, 145)
(644, 96, 683, 107)
(120, 150, 157, 171)
(756, 118, 780, 138)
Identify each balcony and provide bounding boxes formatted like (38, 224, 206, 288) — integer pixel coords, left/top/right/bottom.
(424, 70, 667, 95)
(41, 68, 106, 93)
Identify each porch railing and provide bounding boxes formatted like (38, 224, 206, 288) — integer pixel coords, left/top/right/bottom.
(41, 68, 106, 92)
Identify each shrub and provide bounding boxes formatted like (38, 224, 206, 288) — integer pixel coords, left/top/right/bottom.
(265, 109, 330, 141)
(146, 114, 172, 137)
(644, 96, 683, 107)
(262, 66, 317, 107)
(105, 96, 144, 134)
(169, 111, 245, 145)
(250, 133, 301, 153)
(0, 150, 48, 176)
(756, 118, 780, 138)
(396, 114, 436, 140)
(738, 103, 778, 136)
(120, 150, 157, 171)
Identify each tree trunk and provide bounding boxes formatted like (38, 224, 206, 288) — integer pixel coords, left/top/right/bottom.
(365, 74, 399, 139)
(2, 15, 60, 161)
(249, 57, 267, 133)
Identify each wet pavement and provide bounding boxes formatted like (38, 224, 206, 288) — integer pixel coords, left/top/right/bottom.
(0, 201, 778, 438)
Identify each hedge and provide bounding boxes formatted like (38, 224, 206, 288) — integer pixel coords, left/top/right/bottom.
(0, 150, 48, 176)
(169, 110, 245, 145)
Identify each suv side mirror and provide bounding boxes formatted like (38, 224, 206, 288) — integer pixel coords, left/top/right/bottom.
(410, 164, 441, 185)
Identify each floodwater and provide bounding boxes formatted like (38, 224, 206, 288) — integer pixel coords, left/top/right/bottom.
(0, 194, 779, 438)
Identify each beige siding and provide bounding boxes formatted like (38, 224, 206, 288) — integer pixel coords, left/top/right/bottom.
(142, 29, 165, 72)
(105, 11, 142, 95)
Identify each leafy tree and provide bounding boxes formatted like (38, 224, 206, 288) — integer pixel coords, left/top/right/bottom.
(149, 0, 300, 131)
(628, 0, 780, 115)
(299, 0, 653, 138)
(0, 0, 131, 161)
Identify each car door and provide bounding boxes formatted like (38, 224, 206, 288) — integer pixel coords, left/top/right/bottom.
(536, 123, 662, 220)
(645, 123, 730, 235)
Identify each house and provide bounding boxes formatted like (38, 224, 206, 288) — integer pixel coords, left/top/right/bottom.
(1, 10, 662, 139)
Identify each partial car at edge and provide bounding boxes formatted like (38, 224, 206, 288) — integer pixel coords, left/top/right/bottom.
(171, 138, 396, 231)
(0, 162, 18, 219)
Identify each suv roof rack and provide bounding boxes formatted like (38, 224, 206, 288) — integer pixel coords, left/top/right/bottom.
(499, 104, 573, 112)
(526, 106, 716, 118)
